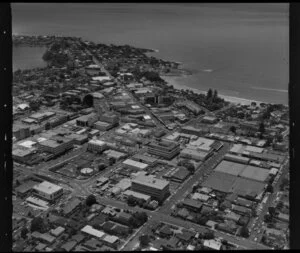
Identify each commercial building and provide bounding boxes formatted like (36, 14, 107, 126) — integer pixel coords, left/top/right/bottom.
(123, 190, 151, 203)
(12, 148, 35, 164)
(76, 113, 98, 127)
(180, 148, 210, 161)
(92, 92, 109, 115)
(38, 136, 74, 155)
(202, 116, 218, 124)
(13, 125, 30, 140)
(68, 133, 88, 145)
(182, 199, 203, 211)
(85, 64, 101, 76)
(131, 174, 170, 202)
(29, 111, 56, 123)
(147, 140, 180, 160)
(224, 154, 250, 164)
(99, 112, 119, 125)
(122, 159, 149, 170)
(181, 126, 207, 137)
(103, 149, 127, 161)
(131, 154, 158, 166)
(81, 225, 105, 239)
(87, 139, 107, 153)
(48, 114, 69, 128)
(93, 121, 114, 131)
(32, 181, 63, 201)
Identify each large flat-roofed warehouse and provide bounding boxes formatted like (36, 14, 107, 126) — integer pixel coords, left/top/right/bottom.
(233, 177, 266, 199)
(147, 140, 180, 160)
(239, 165, 270, 182)
(202, 172, 236, 193)
(131, 174, 170, 202)
(214, 161, 246, 176)
(32, 181, 63, 201)
(214, 160, 270, 182)
(201, 172, 265, 199)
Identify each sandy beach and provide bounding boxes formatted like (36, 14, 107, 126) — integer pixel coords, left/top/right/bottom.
(162, 75, 266, 106)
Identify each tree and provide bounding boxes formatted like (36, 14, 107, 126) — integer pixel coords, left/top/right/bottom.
(192, 185, 198, 193)
(266, 184, 273, 193)
(212, 89, 218, 101)
(82, 94, 94, 107)
(264, 214, 273, 223)
(206, 89, 213, 100)
(109, 157, 116, 166)
(45, 122, 51, 130)
(85, 194, 97, 206)
(276, 201, 284, 210)
(139, 235, 150, 248)
(203, 231, 215, 240)
(30, 217, 45, 232)
(127, 196, 137, 206)
(230, 126, 237, 134)
(240, 226, 250, 238)
(21, 227, 28, 239)
(268, 207, 276, 217)
(29, 100, 40, 111)
(259, 122, 265, 133)
(186, 163, 195, 174)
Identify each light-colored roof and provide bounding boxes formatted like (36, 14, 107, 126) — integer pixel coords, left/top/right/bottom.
(50, 226, 65, 237)
(81, 225, 105, 239)
(192, 193, 210, 201)
(116, 178, 132, 191)
(269, 168, 279, 175)
(26, 196, 49, 209)
(188, 137, 215, 151)
(103, 235, 119, 244)
(13, 148, 33, 157)
(18, 140, 37, 149)
(132, 174, 169, 190)
(203, 240, 222, 250)
(86, 64, 101, 69)
(245, 145, 264, 153)
(181, 148, 209, 160)
(123, 159, 148, 170)
(33, 181, 62, 195)
(92, 76, 111, 82)
(92, 92, 104, 99)
(88, 139, 106, 146)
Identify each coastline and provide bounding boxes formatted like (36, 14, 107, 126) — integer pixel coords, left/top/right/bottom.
(162, 75, 267, 106)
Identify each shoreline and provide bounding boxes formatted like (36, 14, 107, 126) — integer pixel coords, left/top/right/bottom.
(161, 75, 269, 106)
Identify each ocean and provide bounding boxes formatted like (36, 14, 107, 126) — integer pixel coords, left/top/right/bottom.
(13, 45, 47, 71)
(12, 3, 289, 104)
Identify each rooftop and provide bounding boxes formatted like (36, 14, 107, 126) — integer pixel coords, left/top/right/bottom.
(132, 174, 169, 190)
(81, 225, 105, 239)
(123, 159, 148, 170)
(33, 181, 62, 195)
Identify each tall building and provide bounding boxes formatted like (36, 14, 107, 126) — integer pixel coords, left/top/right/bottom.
(92, 92, 109, 116)
(38, 136, 74, 155)
(87, 139, 107, 153)
(147, 140, 180, 160)
(99, 112, 119, 125)
(131, 174, 170, 202)
(32, 181, 63, 201)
